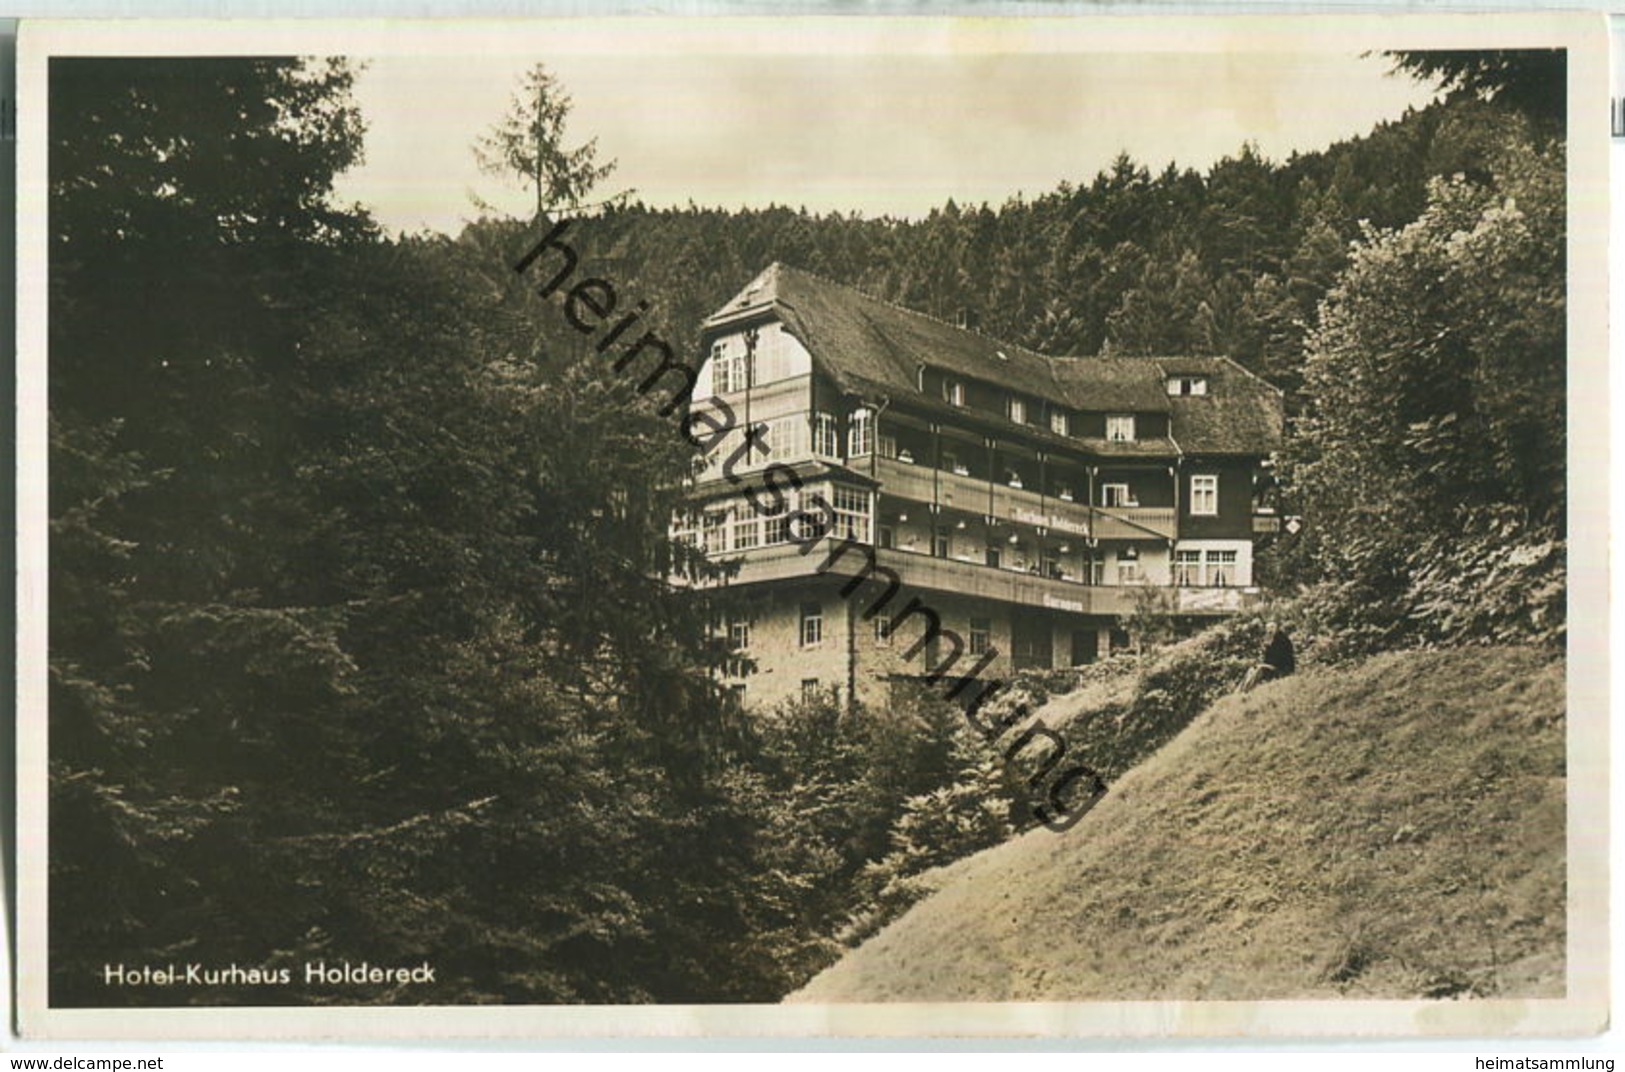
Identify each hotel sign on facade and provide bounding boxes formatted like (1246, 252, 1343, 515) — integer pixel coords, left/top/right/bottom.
(1011, 505, 1090, 536)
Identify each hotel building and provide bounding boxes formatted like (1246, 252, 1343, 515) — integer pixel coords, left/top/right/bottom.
(675, 264, 1285, 712)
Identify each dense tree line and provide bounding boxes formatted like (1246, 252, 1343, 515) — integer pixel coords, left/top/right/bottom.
(524, 87, 1539, 413)
(50, 57, 768, 1004)
(47, 51, 1565, 1006)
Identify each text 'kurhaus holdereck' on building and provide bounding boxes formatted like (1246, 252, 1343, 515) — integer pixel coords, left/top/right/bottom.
(674, 264, 1286, 712)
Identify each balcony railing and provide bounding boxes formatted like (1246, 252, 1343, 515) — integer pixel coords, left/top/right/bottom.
(1090, 506, 1177, 541)
(691, 537, 1252, 616)
(935, 467, 991, 515)
(997, 485, 1092, 537)
(876, 456, 1169, 539)
(852, 549, 1142, 616)
(871, 455, 937, 504)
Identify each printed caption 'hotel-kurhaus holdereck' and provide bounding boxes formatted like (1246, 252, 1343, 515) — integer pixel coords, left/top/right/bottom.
(675, 264, 1286, 712)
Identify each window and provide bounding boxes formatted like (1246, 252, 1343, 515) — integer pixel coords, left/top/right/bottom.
(943, 378, 965, 406)
(710, 339, 754, 395)
(832, 485, 872, 542)
(985, 546, 1002, 569)
(874, 617, 892, 646)
(732, 514, 760, 550)
(1167, 375, 1209, 397)
(728, 618, 753, 651)
(764, 416, 808, 461)
(1050, 409, 1069, 436)
(878, 525, 895, 550)
(710, 341, 732, 394)
(671, 510, 699, 547)
(1116, 557, 1143, 586)
(969, 618, 992, 656)
(815, 412, 840, 459)
(1106, 414, 1136, 442)
(1190, 474, 1219, 516)
(878, 433, 898, 460)
(1207, 549, 1238, 587)
(1101, 483, 1134, 508)
(801, 678, 821, 702)
(702, 510, 728, 553)
(848, 407, 874, 457)
(726, 684, 747, 708)
(1174, 550, 1202, 586)
(761, 498, 791, 545)
(800, 602, 823, 646)
(749, 328, 779, 385)
(1007, 397, 1027, 425)
(933, 530, 951, 558)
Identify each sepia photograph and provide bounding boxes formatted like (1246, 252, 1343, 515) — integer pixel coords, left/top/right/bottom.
(13, 14, 1609, 1040)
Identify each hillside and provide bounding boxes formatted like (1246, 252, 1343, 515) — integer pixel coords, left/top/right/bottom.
(792, 646, 1565, 1002)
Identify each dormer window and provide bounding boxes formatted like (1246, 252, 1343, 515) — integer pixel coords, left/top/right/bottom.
(1106, 414, 1136, 443)
(1167, 375, 1209, 397)
(848, 407, 874, 457)
(814, 412, 840, 459)
(1007, 397, 1026, 424)
(943, 378, 965, 407)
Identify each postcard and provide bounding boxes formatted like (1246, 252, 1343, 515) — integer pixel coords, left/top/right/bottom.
(14, 12, 1609, 1040)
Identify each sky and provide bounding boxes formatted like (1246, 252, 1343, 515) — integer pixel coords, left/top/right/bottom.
(330, 45, 1443, 235)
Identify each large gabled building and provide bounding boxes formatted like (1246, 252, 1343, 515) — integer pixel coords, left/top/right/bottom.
(675, 263, 1285, 712)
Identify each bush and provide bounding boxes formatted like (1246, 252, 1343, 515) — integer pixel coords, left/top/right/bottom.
(840, 727, 1017, 945)
(1036, 615, 1277, 782)
(1407, 507, 1564, 648)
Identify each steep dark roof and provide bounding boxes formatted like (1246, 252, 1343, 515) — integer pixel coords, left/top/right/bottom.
(708, 263, 1063, 398)
(1055, 355, 1286, 456)
(1160, 359, 1287, 456)
(1047, 354, 1171, 412)
(706, 264, 1283, 456)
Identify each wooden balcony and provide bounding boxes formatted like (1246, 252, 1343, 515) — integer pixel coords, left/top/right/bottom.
(700, 537, 1148, 616)
(693, 536, 1258, 618)
(861, 549, 1143, 616)
(1090, 506, 1177, 541)
(873, 455, 938, 505)
(935, 468, 991, 515)
(995, 485, 1092, 537)
(875, 456, 1100, 538)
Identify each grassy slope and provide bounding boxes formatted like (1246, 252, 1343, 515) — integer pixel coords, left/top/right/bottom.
(793, 646, 1565, 1002)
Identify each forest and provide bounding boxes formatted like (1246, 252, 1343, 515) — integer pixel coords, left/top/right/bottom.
(47, 50, 1565, 1005)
